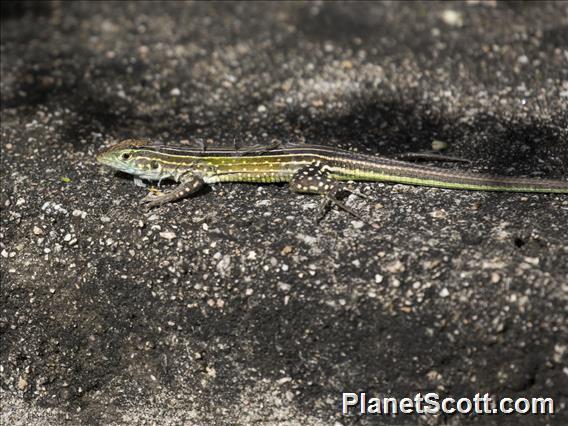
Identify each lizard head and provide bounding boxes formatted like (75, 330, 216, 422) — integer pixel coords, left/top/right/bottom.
(97, 139, 164, 180)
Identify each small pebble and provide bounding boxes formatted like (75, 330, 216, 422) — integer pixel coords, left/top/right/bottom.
(159, 231, 176, 240)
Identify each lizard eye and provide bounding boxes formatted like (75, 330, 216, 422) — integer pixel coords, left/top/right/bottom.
(121, 152, 131, 160)
(150, 160, 160, 169)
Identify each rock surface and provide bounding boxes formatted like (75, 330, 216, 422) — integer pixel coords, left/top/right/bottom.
(1, 2, 567, 425)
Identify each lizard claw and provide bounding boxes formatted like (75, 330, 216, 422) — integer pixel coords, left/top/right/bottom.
(141, 194, 167, 209)
(141, 192, 167, 209)
(141, 188, 164, 202)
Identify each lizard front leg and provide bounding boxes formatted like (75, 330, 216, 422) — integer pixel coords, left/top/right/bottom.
(142, 172, 204, 209)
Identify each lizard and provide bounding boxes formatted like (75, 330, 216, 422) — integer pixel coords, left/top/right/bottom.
(96, 138, 568, 221)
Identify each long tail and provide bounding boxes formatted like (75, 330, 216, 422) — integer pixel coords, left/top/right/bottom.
(335, 157, 568, 194)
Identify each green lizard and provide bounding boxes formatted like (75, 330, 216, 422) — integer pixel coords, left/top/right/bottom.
(97, 139, 568, 218)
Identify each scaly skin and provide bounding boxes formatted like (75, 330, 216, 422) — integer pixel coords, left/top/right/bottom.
(96, 139, 568, 214)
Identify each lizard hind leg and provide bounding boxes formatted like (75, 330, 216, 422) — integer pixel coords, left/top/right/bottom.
(289, 162, 373, 225)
